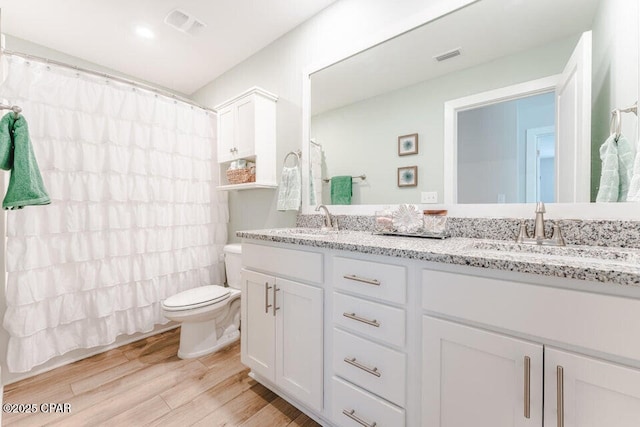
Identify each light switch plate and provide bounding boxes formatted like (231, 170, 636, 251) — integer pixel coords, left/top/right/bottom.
(421, 191, 438, 203)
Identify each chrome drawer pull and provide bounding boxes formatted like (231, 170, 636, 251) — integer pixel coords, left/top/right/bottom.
(342, 409, 377, 427)
(524, 356, 531, 419)
(343, 312, 380, 328)
(557, 365, 564, 427)
(344, 357, 381, 377)
(273, 286, 280, 316)
(343, 274, 381, 286)
(264, 282, 272, 314)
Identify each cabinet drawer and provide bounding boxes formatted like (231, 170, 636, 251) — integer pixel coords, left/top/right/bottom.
(331, 376, 404, 427)
(333, 256, 406, 304)
(333, 328, 406, 407)
(333, 292, 406, 348)
(422, 269, 640, 361)
(242, 243, 322, 283)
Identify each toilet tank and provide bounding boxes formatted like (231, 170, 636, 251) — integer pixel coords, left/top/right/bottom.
(223, 244, 242, 289)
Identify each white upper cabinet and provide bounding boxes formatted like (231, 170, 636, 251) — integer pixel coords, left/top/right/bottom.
(214, 87, 278, 189)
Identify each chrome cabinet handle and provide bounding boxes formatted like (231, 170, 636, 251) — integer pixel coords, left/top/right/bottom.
(273, 285, 280, 316)
(344, 357, 381, 377)
(264, 282, 272, 314)
(524, 356, 531, 419)
(342, 409, 377, 427)
(343, 274, 380, 286)
(343, 312, 380, 328)
(557, 365, 564, 427)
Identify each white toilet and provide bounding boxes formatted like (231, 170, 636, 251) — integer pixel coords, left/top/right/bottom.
(161, 243, 242, 359)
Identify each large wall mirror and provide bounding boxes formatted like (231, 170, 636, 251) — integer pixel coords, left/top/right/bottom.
(304, 0, 639, 211)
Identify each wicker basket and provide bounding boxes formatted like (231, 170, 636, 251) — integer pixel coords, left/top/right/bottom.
(226, 166, 256, 184)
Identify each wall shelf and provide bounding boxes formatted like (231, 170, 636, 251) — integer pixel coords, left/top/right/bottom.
(216, 182, 278, 191)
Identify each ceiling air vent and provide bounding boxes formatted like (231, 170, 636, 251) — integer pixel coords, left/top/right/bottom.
(434, 48, 462, 62)
(164, 9, 207, 36)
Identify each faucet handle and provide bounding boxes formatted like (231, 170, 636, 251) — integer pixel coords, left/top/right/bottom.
(550, 222, 566, 246)
(515, 220, 530, 243)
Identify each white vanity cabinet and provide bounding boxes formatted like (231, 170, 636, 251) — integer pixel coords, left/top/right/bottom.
(422, 316, 543, 426)
(240, 243, 324, 412)
(422, 268, 640, 427)
(240, 234, 640, 426)
(330, 256, 408, 426)
(215, 87, 278, 189)
(544, 348, 640, 427)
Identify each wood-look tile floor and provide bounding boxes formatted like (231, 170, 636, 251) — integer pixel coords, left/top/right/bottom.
(3, 328, 321, 427)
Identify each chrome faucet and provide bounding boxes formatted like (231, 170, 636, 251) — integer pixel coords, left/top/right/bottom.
(532, 202, 546, 240)
(316, 205, 337, 231)
(515, 202, 565, 246)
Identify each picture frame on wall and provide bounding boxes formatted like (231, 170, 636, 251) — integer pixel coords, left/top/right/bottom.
(398, 133, 419, 156)
(398, 166, 418, 187)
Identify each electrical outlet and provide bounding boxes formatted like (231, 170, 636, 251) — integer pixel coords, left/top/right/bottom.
(421, 191, 438, 204)
(497, 193, 506, 203)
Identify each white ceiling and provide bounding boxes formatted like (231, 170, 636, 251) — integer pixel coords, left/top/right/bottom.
(311, 0, 601, 115)
(0, 0, 337, 95)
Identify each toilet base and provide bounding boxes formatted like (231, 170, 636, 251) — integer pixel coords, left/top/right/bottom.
(177, 319, 240, 359)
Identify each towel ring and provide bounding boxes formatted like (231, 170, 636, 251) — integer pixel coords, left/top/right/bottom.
(283, 150, 301, 167)
(610, 109, 622, 141)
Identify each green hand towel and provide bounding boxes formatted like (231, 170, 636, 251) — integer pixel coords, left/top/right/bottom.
(596, 135, 620, 202)
(330, 175, 352, 205)
(0, 113, 50, 209)
(616, 135, 635, 202)
(596, 134, 635, 203)
(0, 113, 14, 170)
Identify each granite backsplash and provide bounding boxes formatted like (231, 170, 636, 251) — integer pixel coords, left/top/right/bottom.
(296, 214, 640, 249)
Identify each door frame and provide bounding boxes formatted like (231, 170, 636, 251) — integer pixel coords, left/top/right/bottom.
(525, 126, 556, 203)
(443, 75, 560, 204)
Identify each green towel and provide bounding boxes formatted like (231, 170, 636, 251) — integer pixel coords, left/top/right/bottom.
(0, 113, 50, 209)
(330, 175, 352, 205)
(596, 134, 634, 202)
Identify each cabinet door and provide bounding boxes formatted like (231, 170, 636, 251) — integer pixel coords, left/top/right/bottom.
(235, 96, 255, 159)
(423, 316, 543, 427)
(544, 348, 640, 427)
(240, 269, 275, 382)
(275, 277, 323, 411)
(217, 105, 236, 162)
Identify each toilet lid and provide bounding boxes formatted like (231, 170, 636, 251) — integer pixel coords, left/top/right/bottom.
(162, 285, 230, 311)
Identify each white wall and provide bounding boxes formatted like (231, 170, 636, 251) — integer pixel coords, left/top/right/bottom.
(591, 0, 639, 201)
(192, 0, 471, 240)
(4, 35, 187, 97)
(310, 37, 575, 205)
(458, 101, 518, 204)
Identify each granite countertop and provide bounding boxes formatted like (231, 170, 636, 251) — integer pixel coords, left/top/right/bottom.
(237, 228, 640, 286)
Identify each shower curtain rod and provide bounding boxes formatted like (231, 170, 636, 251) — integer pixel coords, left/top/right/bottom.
(1, 49, 216, 114)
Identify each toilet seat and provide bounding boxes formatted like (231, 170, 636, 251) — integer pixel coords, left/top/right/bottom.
(162, 285, 230, 312)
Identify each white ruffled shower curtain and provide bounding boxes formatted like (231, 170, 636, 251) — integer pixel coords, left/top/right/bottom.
(0, 54, 228, 373)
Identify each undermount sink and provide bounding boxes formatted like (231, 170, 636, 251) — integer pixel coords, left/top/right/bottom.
(469, 240, 640, 264)
(271, 228, 340, 237)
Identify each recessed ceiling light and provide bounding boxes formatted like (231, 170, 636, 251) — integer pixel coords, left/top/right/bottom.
(135, 26, 155, 39)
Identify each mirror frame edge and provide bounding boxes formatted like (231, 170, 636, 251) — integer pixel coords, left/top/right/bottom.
(443, 74, 561, 204)
(301, 0, 640, 220)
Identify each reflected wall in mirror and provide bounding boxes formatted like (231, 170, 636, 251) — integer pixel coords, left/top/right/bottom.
(308, 0, 638, 206)
(457, 91, 556, 204)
